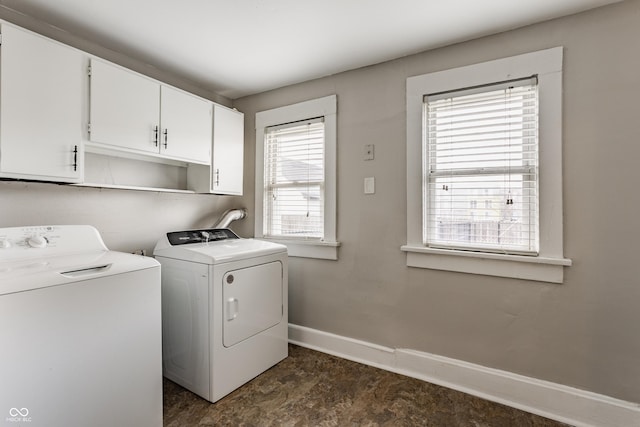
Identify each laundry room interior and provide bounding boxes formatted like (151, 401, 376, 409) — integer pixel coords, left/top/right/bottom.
(1, 1, 640, 426)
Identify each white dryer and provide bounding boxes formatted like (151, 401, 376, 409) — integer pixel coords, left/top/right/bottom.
(153, 228, 288, 403)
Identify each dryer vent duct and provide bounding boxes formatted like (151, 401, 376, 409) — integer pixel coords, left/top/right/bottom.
(213, 208, 247, 229)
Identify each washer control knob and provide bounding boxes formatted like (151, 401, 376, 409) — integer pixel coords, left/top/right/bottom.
(27, 235, 48, 248)
(0, 239, 10, 249)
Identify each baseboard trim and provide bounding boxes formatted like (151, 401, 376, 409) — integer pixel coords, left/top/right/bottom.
(288, 324, 640, 427)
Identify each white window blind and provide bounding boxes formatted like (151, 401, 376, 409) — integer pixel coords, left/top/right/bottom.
(424, 76, 539, 255)
(264, 117, 325, 239)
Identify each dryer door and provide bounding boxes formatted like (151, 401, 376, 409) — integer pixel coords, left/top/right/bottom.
(222, 261, 283, 347)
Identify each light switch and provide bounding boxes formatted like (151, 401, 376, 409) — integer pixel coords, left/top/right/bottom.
(364, 177, 375, 194)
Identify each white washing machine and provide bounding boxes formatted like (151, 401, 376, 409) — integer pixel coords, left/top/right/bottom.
(153, 228, 288, 403)
(0, 225, 162, 427)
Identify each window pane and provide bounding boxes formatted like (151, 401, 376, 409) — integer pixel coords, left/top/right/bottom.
(264, 120, 325, 239)
(265, 185, 324, 238)
(427, 175, 537, 252)
(424, 80, 539, 254)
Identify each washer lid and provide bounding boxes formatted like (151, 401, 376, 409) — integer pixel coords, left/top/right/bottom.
(0, 250, 159, 296)
(153, 236, 287, 264)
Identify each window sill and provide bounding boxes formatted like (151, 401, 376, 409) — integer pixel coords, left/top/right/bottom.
(260, 238, 340, 260)
(401, 245, 572, 284)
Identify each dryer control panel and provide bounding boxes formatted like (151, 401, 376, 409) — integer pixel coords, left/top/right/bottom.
(166, 228, 239, 246)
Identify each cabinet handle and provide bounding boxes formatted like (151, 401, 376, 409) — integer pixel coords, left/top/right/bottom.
(72, 145, 78, 171)
(215, 168, 220, 187)
(153, 126, 159, 147)
(163, 129, 168, 149)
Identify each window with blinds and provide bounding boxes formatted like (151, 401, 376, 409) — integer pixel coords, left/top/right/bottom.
(423, 77, 539, 254)
(264, 117, 325, 239)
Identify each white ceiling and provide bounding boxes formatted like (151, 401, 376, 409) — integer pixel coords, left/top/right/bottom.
(0, 0, 622, 99)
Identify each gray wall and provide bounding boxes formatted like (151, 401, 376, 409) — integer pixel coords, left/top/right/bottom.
(234, 0, 640, 403)
(0, 181, 250, 253)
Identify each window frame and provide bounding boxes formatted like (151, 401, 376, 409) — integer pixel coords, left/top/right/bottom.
(255, 95, 339, 260)
(403, 48, 572, 283)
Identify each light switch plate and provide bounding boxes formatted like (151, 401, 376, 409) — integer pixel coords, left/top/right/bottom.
(364, 177, 375, 194)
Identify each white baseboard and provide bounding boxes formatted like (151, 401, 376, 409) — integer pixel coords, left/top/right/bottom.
(288, 324, 640, 427)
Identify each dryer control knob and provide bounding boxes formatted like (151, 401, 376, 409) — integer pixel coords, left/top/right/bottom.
(0, 239, 10, 249)
(27, 235, 48, 248)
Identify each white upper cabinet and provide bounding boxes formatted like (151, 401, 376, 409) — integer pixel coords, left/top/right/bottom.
(89, 59, 211, 164)
(89, 59, 160, 155)
(0, 21, 242, 193)
(212, 105, 244, 195)
(160, 85, 212, 163)
(0, 24, 84, 182)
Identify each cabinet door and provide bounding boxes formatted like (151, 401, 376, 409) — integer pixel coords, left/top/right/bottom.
(212, 105, 244, 195)
(89, 59, 160, 154)
(0, 25, 83, 182)
(160, 86, 211, 164)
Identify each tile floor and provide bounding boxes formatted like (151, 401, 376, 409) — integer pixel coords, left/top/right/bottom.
(163, 344, 568, 426)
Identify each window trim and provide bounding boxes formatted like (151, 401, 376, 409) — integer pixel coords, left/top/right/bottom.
(255, 95, 339, 260)
(403, 48, 572, 283)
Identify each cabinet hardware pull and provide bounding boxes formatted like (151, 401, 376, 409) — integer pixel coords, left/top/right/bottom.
(215, 168, 220, 186)
(153, 126, 159, 147)
(72, 145, 78, 171)
(163, 129, 168, 148)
